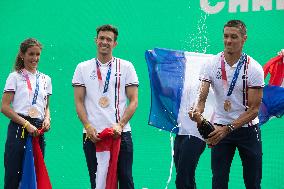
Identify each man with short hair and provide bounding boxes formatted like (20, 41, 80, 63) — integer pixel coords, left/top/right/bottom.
(190, 20, 264, 189)
(72, 24, 138, 189)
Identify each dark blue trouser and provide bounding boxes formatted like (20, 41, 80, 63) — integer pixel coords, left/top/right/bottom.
(83, 131, 134, 189)
(212, 125, 262, 189)
(174, 135, 206, 189)
(4, 117, 45, 189)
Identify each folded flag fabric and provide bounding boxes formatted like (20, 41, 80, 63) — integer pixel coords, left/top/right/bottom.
(145, 48, 215, 134)
(259, 55, 284, 125)
(95, 128, 121, 189)
(259, 85, 284, 125)
(263, 55, 284, 86)
(20, 130, 52, 189)
(20, 136, 37, 189)
(32, 137, 52, 189)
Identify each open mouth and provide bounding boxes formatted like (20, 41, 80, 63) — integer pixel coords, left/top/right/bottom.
(30, 61, 38, 65)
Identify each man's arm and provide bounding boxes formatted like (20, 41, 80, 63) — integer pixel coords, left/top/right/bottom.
(232, 87, 263, 129)
(188, 81, 210, 124)
(113, 85, 138, 135)
(74, 86, 100, 143)
(120, 85, 138, 126)
(207, 87, 263, 145)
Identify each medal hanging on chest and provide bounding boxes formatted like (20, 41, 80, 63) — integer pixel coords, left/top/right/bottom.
(22, 69, 41, 118)
(99, 96, 110, 108)
(28, 106, 40, 118)
(221, 53, 247, 112)
(223, 99, 232, 112)
(96, 59, 112, 108)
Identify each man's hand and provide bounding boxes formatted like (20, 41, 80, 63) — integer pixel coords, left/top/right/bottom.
(188, 108, 203, 125)
(86, 126, 101, 143)
(112, 123, 123, 138)
(278, 49, 284, 56)
(206, 125, 230, 146)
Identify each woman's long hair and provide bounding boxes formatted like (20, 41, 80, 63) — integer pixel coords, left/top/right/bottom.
(14, 38, 42, 72)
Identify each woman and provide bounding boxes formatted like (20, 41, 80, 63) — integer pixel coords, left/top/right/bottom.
(1, 38, 52, 189)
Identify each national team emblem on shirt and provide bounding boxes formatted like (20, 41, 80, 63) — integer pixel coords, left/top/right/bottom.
(90, 70, 97, 80)
(216, 68, 222, 79)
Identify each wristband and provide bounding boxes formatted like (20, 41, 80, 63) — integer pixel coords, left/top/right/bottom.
(227, 124, 235, 132)
(21, 120, 30, 139)
(23, 120, 30, 129)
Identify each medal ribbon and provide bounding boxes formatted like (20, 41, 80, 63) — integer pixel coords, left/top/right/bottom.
(221, 52, 247, 97)
(96, 59, 112, 94)
(22, 69, 40, 105)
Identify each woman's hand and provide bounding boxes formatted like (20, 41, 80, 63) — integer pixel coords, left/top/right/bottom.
(42, 117, 51, 132)
(25, 122, 39, 137)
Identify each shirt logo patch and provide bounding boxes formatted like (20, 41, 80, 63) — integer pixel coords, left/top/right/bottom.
(90, 70, 97, 80)
(216, 68, 221, 79)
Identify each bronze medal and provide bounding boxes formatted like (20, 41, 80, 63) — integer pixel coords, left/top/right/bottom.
(99, 96, 110, 108)
(28, 106, 40, 118)
(224, 100, 231, 112)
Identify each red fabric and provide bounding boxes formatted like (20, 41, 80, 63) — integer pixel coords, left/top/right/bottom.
(96, 128, 121, 189)
(263, 55, 284, 86)
(32, 129, 52, 189)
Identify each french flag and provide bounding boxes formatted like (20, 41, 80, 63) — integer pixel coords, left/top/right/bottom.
(20, 132, 52, 189)
(145, 48, 215, 134)
(259, 55, 284, 125)
(95, 128, 121, 189)
(145, 48, 284, 132)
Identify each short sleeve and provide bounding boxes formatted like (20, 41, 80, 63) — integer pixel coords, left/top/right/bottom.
(3, 73, 17, 93)
(125, 63, 139, 87)
(248, 61, 265, 88)
(72, 64, 85, 87)
(199, 58, 213, 83)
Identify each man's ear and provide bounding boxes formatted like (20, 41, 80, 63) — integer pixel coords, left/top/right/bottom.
(113, 41, 118, 48)
(243, 35, 247, 43)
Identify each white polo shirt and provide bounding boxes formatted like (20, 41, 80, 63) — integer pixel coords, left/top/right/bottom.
(3, 70, 52, 120)
(200, 52, 264, 126)
(72, 57, 139, 133)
